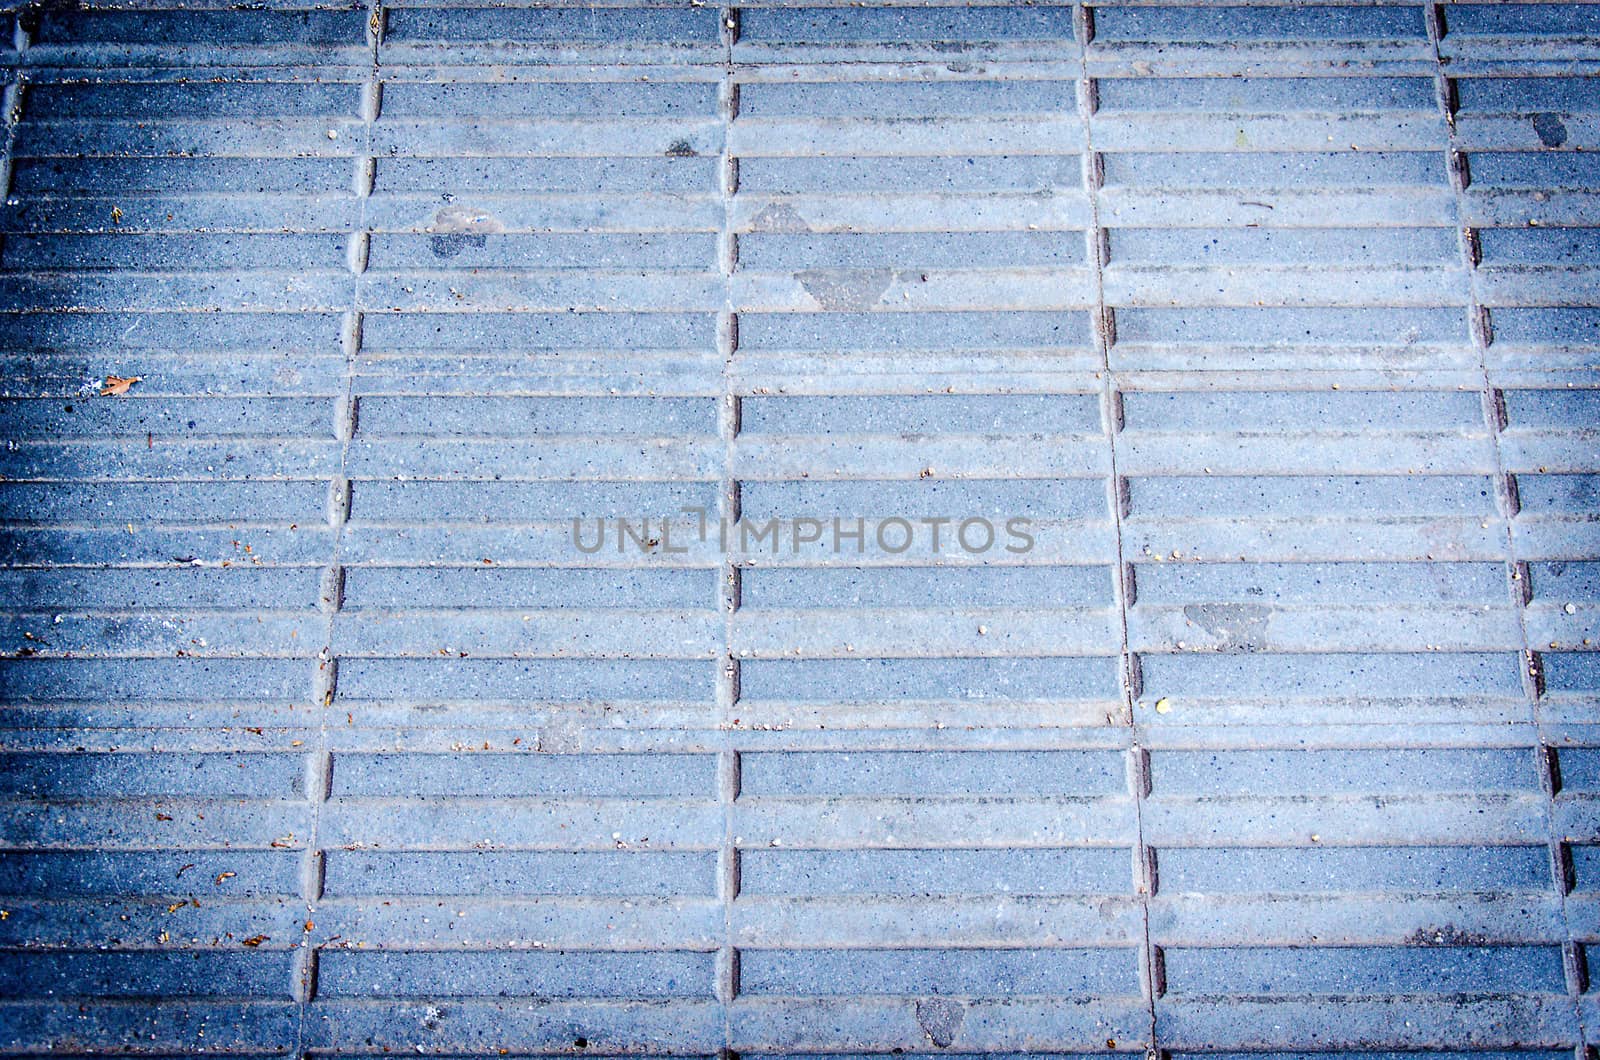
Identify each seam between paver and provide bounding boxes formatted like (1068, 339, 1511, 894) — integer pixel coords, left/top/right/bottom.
(295, 3, 382, 1050)
(1076, 6, 1158, 1054)
(1425, 4, 1592, 1049)
(716, 5, 742, 1049)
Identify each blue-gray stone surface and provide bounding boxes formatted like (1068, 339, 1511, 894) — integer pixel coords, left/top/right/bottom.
(0, 1, 1596, 1055)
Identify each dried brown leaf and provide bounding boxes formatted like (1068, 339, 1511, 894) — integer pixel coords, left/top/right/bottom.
(100, 375, 141, 397)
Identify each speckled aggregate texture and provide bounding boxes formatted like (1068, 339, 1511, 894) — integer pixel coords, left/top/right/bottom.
(0, 0, 1597, 1056)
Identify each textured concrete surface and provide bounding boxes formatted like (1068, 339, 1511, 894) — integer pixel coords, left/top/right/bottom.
(0, 0, 1597, 1055)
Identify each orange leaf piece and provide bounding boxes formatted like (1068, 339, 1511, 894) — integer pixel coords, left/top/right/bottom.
(100, 375, 141, 396)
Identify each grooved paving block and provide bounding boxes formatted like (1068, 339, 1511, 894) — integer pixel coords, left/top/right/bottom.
(384, 7, 719, 44)
(738, 6, 1078, 43)
(323, 850, 718, 896)
(739, 748, 1128, 795)
(745, 850, 1134, 908)
(0, 849, 302, 896)
(1092, 5, 1425, 42)
(0, 2, 1596, 1056)
(316, 949, 717, 997)
(1154, 845, 1553, 893)
(1160, 944, 1567, 994)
